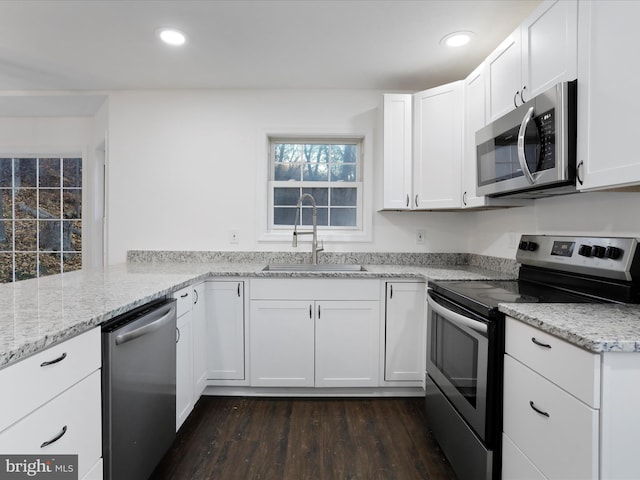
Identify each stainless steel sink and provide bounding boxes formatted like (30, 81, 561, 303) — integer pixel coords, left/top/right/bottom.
(262, 264, 367, 272)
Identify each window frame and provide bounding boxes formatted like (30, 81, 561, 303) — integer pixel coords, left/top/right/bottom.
(257, 129, 373, 244)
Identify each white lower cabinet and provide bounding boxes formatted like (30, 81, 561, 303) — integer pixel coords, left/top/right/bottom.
(503, 316, 640, 479)
(249, 279, 380, 388)
(206, 281, 246, 382)
(0, 328, 102, 480)
(383, 282, 425, 383)
(0, 372, 102, 478)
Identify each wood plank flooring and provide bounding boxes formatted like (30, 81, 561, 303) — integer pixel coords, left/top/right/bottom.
(150, 396, 455, 480)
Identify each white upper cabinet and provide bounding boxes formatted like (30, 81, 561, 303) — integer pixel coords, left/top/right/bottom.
(462, 63, 487, 208)
(485, 0, 578, 123)
(383, 94, 413, 209)
(413, 81, 463, 209)
(576, 0, 640, 191)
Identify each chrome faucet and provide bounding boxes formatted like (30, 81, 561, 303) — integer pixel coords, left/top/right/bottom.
(292, 193, 324, 264)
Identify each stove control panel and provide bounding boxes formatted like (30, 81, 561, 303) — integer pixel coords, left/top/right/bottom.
(516, 235, 640, 281)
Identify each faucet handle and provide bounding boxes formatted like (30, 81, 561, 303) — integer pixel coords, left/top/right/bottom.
(317, 239, 324, 253)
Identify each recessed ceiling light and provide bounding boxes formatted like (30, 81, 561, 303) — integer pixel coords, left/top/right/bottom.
(157, 28, 187, 46)
(440, 31, 474, 48)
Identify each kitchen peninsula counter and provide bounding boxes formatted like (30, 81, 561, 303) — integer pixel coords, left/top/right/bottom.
(0, 258, 513, 369)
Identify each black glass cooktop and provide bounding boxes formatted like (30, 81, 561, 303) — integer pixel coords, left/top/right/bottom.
(429, 279, 598, 318)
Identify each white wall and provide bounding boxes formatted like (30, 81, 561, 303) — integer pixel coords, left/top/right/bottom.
(468, 191, 640, 259)
(106, 89, 472, 264)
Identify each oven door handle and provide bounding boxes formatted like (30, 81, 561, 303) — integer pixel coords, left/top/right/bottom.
(427, 292, 488, 334)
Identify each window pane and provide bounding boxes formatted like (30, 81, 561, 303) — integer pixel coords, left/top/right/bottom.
(39, 220, 61, 252)
(1, 189, 12, 219)
(275, 163, 301, 181)
(63, 158, 82, 187)
(0, 253, 12, 282)
(40, 189, 61, 219)
(274, 207, 297, 225)
(14, 220, 36, 251)
(301, 207, 328, 226)
(331, 144, 357, 163)
(39, 252, 61, 277)
(301, 163, 328, 181)
(331, 188, 357, 206)
(15, 253, 37, 281)
(0, 221, 12, 251)
(0, 159, 11, 187)
(39, 158, 61, 188)
(303, 144, 329, 164)
(274, 187, 300, 206)
(63, 252, 82, 273)
(330, 208, 357, 226)
(15, 158, 36, 187)
(301, 188, 328, 206)
(14, 189, 37, 219)
(274, 143, 302, 163)
(63, 189, 81, 219)
(330, 164, 356, 182)
(63, 221, 81, 251)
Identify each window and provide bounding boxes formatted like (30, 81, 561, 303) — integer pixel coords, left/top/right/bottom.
(0, 157, 82, 283)
(269, 138, 363, 231)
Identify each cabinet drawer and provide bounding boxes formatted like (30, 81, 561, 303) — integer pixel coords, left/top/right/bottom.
(503, 355, 598, 479)
(505, 317, 600, 407)
(0, 327, 101, 433)
(251, 278, 379, 301)
(502, 433, 547, 480)
(0, 370, 102, 479)
(173, 286, 193, 317)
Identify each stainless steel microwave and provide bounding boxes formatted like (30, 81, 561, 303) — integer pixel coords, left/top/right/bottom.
(476, 80, 577, 198)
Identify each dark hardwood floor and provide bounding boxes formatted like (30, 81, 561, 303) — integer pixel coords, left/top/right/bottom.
(150, 396, 455, 480)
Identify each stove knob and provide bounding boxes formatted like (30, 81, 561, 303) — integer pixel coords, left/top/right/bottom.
(519, 241, 529, 251)
(592, 245, 606, 258)
(605, 246, 623, 260)
(578, 244, 592, 257)
(526, 241, 538, 252)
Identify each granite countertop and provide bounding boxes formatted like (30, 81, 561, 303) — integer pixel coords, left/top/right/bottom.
(0, 260, 513, 369)
(500, 303, 640, 353)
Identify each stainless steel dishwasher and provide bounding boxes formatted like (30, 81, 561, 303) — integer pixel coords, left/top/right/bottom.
(102, 298, 177, 480)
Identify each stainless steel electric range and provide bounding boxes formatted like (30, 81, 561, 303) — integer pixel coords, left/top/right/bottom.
(425, 234, 640, 480)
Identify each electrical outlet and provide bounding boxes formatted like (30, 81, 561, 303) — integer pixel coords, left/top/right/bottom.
(229, 230, 240, 244)
(416, 229, 425, 245)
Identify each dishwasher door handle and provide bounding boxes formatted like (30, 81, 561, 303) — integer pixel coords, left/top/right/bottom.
(115, 305, 175, 346)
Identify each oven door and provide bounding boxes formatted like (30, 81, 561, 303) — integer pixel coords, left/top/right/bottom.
(426, 290, 489, 442)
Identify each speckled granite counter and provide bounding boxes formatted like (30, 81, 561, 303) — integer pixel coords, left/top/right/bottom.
(500, 303, 640, 353)
(0, 257, 515, 369)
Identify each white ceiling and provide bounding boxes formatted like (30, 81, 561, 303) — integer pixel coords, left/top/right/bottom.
(0, 0, 540, 93)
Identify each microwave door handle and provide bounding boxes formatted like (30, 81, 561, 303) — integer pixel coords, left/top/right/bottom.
(427, 293, 487, 334)
(517, 106, 536, 185)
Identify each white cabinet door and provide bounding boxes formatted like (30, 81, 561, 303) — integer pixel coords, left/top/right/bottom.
(383, 93, 413, 209)
(521, 0, 577, 99)
(315, 300, 380, 387)
(206, 281, 245, 381)
(413, 81, 463, 209)
(485, 29, 522, 123)
(384, 282, 425, 382)
(462, 63, 487, 208)
(577, 0, 640, 191)
(485, 0, 577, 123)
(192, 283, 207, 396)
(176, 309, 193, 430)
(250, 300, 315, 387)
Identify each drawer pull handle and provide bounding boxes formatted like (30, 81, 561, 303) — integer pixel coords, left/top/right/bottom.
(529, 401, 550, 418)
(180, 293, 189, 298)
(40, 352, 67, 367)
(40, 425, 68, 448)
(531, 337, 552, 349)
